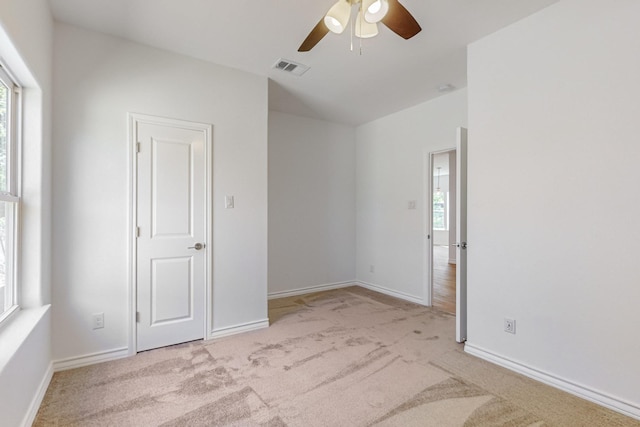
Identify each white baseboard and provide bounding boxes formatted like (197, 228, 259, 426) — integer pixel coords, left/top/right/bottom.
(21, 361, 53, 427)
(464, 343, 640, 421)
(355, 281, 425, 305)
(268, 281, 357, 300)
(208, 319, 270, 340)
(53, 347, 130, 372)
(448, 258, 457, 265)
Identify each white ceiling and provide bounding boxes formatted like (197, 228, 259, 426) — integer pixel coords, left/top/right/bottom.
(48, 0, 559, 125)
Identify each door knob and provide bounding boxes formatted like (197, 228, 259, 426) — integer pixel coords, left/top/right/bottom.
(188, 243, 205, 250)
(456, 242, 467, 250)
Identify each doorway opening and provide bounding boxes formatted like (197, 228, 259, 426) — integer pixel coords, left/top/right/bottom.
(430, 150, 457, 315)
(426, 127, 468, 343)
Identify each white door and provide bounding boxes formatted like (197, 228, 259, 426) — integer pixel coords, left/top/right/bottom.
(136, 118, 208, 352)
(456, 127, 468, 343)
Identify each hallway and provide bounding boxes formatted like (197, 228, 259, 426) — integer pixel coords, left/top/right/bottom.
(433, 245, 456, 314)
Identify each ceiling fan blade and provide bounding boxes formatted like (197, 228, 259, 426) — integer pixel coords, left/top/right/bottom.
(298, 19, 330, 52)
(381, 0, 422, 40)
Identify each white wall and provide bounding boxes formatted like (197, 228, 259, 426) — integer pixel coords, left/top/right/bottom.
(356, 90, 467, 302)
(268, 112, 356, 296)
(52, 24, 268, 361)
(0, 0, 53, 424)
(467, 0, 640, 415)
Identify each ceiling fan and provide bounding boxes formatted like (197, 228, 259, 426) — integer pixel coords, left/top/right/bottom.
(298, 0, 421, 52)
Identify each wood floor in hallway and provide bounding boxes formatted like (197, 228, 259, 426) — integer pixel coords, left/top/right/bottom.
(433, 245, 456, 315)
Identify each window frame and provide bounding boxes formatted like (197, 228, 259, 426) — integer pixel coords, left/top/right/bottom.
(0, 63, 21, 324)
(433, 191, 449, 231)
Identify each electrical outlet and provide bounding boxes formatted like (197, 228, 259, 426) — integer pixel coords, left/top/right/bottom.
(369, 265, 375, 273)
(504, 318, 516, 334)
(92, 313, 104, 330)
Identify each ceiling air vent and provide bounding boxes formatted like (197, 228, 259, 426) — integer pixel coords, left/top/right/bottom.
(272, 58, 310, 77)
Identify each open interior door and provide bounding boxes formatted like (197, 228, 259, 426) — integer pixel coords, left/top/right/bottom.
(456, 127, 468, 343)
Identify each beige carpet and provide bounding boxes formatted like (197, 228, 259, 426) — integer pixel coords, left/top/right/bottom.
(35, 287, 639, 426)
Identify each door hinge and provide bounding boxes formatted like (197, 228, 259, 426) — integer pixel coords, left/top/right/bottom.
(136, 312, 140, 323)
(136, 227, 140, 237)
(427, 234, 431, 239)
(136, 142, 141, 153)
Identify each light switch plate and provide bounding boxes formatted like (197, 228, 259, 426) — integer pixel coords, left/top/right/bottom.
(225, 195, 234, 209)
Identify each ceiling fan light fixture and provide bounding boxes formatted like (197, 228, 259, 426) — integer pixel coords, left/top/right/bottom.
(355, 10, 379, 38)
(324, 0, 351, 34)
(298, 0, 420, 52)
(363, 0, 389, 23)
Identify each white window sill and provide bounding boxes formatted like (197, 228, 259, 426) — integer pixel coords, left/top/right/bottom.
(0, 305, 20, 327)
(0, 305, 50, 373)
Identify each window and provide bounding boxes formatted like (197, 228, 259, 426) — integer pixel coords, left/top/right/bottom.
(433, 191, 449, 231)
(0, 64, 20, 322)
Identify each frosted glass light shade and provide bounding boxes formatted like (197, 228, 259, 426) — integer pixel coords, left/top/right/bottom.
(363, 0, 389, 23)
(324, 0, 351, 34)
(355, 10, 379, 38)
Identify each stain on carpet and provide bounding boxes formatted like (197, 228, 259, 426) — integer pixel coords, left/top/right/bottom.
(79, 395, 159, 423)
(93, 345, 217, 388)
(331, 303, 350, 311)
(372, 377, 490, 424)
(345, 336, 372, 346)
(261, 416, 288, 427)
(312, 346, 392, 391)
(283, 347, 337, 371)
(464, 397, 546, 427)
(159, 387, 263, 426)
(177, 366, 235, 395)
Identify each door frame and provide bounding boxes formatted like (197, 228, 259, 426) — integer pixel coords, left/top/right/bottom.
(127, 113, 213, 355)
(423, 148, 456, 307)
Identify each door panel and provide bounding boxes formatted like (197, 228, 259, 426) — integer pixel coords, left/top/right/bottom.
(151, 257, 192, 325)
(456, 127, 468, 343)
(152, 139, 193, 237)
(136, 120, 207, 352)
